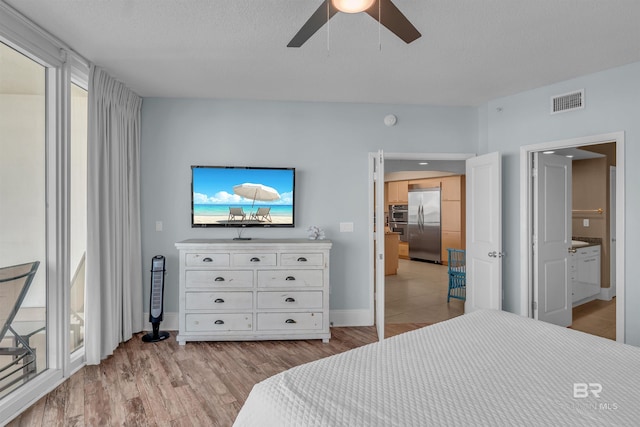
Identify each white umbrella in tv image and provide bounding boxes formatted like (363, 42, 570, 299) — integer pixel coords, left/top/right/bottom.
(232, 183, 279, 223)
(233, 183, 280, 206)
(191, 166, 295, 227)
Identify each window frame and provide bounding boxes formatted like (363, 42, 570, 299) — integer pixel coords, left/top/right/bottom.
(68, 58, 89, 375)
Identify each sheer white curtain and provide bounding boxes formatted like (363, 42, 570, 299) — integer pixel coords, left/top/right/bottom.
(86, 65, 143, 364)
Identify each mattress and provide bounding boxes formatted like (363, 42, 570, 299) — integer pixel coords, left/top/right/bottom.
(233, 309, 640, 426)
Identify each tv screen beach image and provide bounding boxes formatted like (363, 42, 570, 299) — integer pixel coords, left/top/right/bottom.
(192, 167, 294, 227)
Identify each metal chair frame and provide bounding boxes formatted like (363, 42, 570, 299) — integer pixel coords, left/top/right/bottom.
(447, 249, 466, 302)
(0, 261, 41, 392)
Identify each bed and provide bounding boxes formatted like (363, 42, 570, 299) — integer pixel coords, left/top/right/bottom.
(234, 309, 640, 426)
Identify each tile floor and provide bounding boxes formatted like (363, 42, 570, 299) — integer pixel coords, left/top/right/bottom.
(385, 258, 616, 340)
(385, 259, 464, 325)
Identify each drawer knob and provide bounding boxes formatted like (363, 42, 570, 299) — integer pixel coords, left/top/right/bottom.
(285, 297, 296, 303)
(297, 257, 308, 262)
(285, 319, 297, 324)
(214, 277, 225, 281)
(285, 276, 296, 281)
(202, 257, 213, 262)
(214, 298, 225, 303)
(214, 320, 224, 325)
(250, 257, 261, 262)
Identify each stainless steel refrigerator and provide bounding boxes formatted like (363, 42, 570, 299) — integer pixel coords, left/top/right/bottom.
(408, 187, 441, 262)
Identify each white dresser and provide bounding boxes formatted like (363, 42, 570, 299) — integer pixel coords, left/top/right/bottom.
(175, 238, 332, 345)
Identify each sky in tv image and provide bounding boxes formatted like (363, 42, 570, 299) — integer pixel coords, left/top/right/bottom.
(192, 167, 293, 207)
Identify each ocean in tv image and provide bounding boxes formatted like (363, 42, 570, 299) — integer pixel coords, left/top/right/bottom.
(191, 167, 294, 226)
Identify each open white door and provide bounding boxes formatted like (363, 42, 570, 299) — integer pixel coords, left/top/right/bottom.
(610, 166, 616, 295)
(465, 152, 502, 312)
(374, 150, 386, 340)
(533, 153, 572, 327)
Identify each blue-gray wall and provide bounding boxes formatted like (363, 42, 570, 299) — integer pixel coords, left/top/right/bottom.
(140, 99, 478, 321)
(140, 60, 640, 345)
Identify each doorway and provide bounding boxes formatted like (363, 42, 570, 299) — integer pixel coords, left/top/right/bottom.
(520, 132, 625, 342)
(369, 152, 475, 339)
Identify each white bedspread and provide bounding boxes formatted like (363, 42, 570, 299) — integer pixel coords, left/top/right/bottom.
(234, 310, 640, 426)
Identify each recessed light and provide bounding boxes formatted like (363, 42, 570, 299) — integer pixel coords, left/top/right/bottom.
(543, 150, 555, 154)
(419, 162, 428, 165)
(566, 155, 574, 158)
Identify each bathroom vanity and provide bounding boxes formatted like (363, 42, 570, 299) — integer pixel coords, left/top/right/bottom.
(570, 241, 601, 305)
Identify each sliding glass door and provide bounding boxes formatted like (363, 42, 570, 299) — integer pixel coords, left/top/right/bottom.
(0, 41, 48, 399)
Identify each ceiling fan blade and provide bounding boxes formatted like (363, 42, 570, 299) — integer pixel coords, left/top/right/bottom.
(365, 0, 421, 44)
(288, 1, 339, 48)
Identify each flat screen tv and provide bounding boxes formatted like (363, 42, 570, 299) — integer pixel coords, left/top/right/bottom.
(191, 166, 295, 228)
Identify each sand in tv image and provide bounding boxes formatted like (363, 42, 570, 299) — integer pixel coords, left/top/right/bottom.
(192, 167, 294, 227)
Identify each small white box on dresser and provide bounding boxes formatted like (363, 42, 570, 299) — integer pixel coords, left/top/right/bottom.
(175, 238, 332, 345)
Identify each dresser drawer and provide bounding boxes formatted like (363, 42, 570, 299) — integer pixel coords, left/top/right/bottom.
(185, 313, 252, 332)
(185, 270, 253, 288)
(232, 253, 276, 266)
(257, 270, 323, 288)
(280, 253, 324, 266)
(257, 312, 323, 331)
(185, 253, 230, 267)
(257, 291, 323, 309)
(185, 291, 253, 310)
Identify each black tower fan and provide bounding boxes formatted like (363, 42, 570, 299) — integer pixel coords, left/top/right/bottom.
(142, 255, 170, 342)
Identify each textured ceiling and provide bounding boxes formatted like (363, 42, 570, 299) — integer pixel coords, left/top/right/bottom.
(4, 0, 640, 106)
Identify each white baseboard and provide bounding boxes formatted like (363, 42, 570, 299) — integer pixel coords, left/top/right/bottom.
(599, 286, 616, 301)
(329, 309, 373, 327)
(142, 311, 179, 331)
(147, 309, 374, 331)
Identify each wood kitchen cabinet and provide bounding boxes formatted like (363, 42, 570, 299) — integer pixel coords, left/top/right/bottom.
(441, 176, 463, 200)
(408, 177, 440, 189)
(441, 201, 462, 231)
(440, 175, 466, 265)
(385, 232, 400, 275)
(387, 180, 409, 204)
(398, 241, 409, 259)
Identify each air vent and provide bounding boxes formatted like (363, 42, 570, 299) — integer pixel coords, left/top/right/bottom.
(551, 90, 584, 114)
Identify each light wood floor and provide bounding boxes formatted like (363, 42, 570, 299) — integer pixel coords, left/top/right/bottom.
(9, 325, 424, 427)
(570, 297, 616, 340)
(7, 262, 615, 426)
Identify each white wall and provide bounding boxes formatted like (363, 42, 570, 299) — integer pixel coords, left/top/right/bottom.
(482, 61, 640, 345)
(140, 98, 478, 320)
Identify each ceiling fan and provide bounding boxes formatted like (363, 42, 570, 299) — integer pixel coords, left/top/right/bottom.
(288, 0, 421, 48)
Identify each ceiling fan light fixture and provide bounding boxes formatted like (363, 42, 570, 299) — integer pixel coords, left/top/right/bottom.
(332, 0, 376, 13)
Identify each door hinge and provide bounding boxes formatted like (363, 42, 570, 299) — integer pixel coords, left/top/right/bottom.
(531, 167, 538, 178)
(532, 301, 538, 311)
